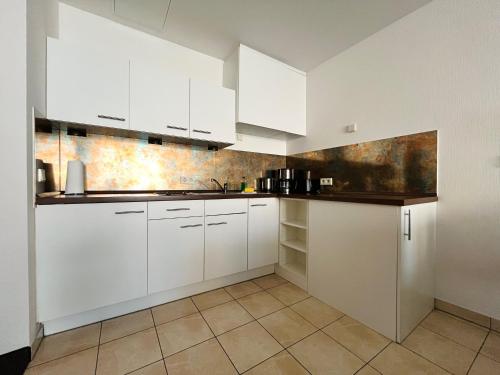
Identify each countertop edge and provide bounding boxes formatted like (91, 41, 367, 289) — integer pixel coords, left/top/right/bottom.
(36, 193, 437, 206)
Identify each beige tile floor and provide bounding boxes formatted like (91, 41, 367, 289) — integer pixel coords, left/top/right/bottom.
(25, 274, 500, 375)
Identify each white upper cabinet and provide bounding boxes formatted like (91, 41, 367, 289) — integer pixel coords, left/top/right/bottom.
(46, 38, 130, 129)
(190, 79, 236, 144)
(130, 60, 190, 137)
(225, 44, 306, 136)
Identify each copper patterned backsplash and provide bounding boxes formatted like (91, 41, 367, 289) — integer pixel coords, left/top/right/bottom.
(35, 125, 436, 194)
(286, 130, 437, 194)
(35, 128, 285, 191)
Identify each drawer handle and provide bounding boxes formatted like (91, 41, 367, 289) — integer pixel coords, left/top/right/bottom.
(251, 204, 267, 207)
(404, 210, 412, 241)
(207, 221, 227, 226)
(115, 210, 144, 215)
(167, 125, 188, 131)
(180, 224, 203, 229)
(192, 129, 212, 134)
(166, 208, 190, 211)
(98, 115, 126, 122)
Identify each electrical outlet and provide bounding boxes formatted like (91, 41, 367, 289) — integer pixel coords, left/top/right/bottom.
(320, 178, 333, 186)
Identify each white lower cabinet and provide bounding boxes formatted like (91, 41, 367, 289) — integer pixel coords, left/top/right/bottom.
(148, 216, 204, 294)
(308, 200, 436, 342)
(36, 203, 147, 322)
(248, 198, 279, 269)
(205, 213, 248, 280)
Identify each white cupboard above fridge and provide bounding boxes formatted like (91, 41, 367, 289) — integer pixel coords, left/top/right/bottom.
(224, 44, 306, 137)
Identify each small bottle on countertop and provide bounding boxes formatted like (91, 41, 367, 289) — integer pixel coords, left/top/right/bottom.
(240, 176, 246, 191)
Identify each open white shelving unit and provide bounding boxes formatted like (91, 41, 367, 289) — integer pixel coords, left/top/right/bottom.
(276, 198, 308, 290)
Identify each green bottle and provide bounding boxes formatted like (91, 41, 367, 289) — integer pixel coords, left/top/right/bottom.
(240, 176, 246, 191)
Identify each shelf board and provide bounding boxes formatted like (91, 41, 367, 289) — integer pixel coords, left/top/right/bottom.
(280, 239, 307, 253)
(280, 261, 306, 277)
(281, 220, 307, 230)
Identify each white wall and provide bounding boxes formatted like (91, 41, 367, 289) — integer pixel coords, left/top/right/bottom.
(0, 0, 30, 355)
(288, 0, 500, 318)
(27, 0, 59, 348)
(56, 3, 285, 155)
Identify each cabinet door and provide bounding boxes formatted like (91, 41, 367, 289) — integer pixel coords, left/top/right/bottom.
(397, 203, 436, 342)
(130, 60, 190, 137)
(36, 203, 147, 321)
(205, 213, 247, 280)
(148, 217, 204, 294)
(190, 79, 236, 144)
(308, 201, 399, 340)
(238, 45, 306, 135)
(248, 198, 279, 269)
(46, 38, 129, 129)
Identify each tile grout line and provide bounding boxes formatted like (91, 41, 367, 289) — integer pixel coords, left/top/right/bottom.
(356, 364, 383, 375)
(150, 308, 169, 374)
(123, 359, 165, 375)
(94, 322, 102, 375)
(420, 311, 490, 352)
(466, 329, 491, 374)
(192, 297, 241, 374)
(364, 340, 393, 369)
(318, 326, 372, 365)
(234, 295, 317, 373)
(411, 324, 483, 354)
(27, 276, 287, 372)
(27, 324, 103, 370)
(400, 341, 456, 374)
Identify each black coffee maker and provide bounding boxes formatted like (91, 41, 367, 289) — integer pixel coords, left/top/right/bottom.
(278, 168, 295, 194)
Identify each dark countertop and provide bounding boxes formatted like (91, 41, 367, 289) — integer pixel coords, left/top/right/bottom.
(36, 191, 437, 206)
(287, 192, 438, 206)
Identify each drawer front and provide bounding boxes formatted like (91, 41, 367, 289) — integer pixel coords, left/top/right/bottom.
(205, 198, 248, 216)
(148, 200, 204, 219)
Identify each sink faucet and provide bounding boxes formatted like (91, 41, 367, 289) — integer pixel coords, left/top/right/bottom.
(211, 178, 228, 193)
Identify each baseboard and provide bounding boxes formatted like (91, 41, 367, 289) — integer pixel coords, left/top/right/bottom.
(0, 346, 31, 375)
(434, 298, 499, 330)
(43, 265, 274, 335)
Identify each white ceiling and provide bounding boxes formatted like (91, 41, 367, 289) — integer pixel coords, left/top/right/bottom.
(60, 0, 431, 71)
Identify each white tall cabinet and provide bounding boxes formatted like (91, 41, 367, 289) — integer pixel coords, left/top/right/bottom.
(308, 200, 436, 342)
(36, 203, 147, 322)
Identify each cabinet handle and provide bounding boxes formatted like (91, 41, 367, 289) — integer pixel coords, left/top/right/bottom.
(114, 210, 145, 215)
(404, 210, 412, 241)
(251, 204, 267, 207)
(180, 224, 203, 229)
(98, 115, 126, 122)
(207, 221, 227, 226)
(166, 208, 190, 211)
(167, 125, 188, 131)
(192, 129, 212, 134)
